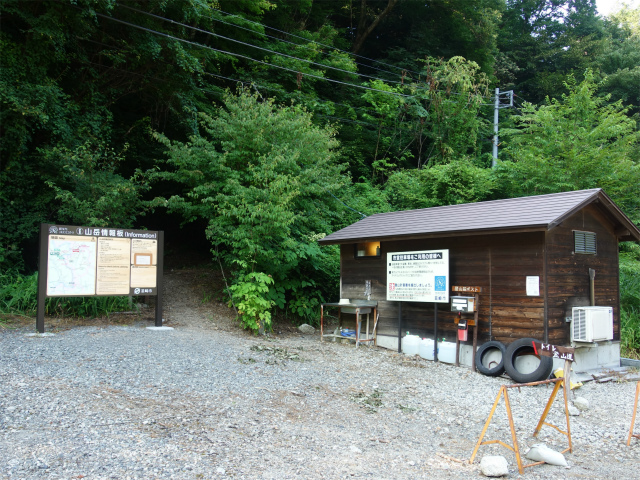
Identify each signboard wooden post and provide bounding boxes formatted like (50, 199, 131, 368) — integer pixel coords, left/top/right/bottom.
(37, 224, 164, 333)
(533, 341, 575, 394)
(452, 286, 482, 371)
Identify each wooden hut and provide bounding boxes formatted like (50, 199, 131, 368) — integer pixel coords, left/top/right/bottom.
(319, 189, 640, 368)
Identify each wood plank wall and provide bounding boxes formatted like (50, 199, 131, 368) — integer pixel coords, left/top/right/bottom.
(336, 206, 622, 347)
(339, 232, 548, 346)
(546, 204, 620, 342)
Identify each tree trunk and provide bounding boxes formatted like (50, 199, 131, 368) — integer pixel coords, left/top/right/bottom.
(352, 0, 400, 55)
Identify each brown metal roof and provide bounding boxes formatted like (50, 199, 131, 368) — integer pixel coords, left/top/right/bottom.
(319, 188, 640, 245)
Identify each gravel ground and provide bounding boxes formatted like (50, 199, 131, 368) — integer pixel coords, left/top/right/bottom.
(1, 271, 638, 479)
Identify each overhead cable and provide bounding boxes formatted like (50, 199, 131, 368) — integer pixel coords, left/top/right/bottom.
(116, 3, 493, 99)
(211, 6, 423, 78)
(95, 12, 412, 99)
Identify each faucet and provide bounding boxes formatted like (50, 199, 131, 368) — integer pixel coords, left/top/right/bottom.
(364, 280, 371, 300)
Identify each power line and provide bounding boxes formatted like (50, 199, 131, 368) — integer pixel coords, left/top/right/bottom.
(207, 13, 405, 81)
(119, 5, 402, 86)
(75, 12, 495, 136)
(116, 3, 494, 100)
(211, 6, 423, 78)
(95, 12, 413, 99)
(75, 57, 392, 133)
(120, 3, 405, 82)
(75, 35, 407, 121)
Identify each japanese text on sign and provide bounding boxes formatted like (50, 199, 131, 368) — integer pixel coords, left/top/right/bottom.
(45, 224, 159, 297)
(387, 249, 449, 303)
(533, 341, 575, 362)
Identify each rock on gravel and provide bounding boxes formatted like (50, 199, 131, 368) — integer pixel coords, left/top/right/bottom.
(298, 324, 316, 335)
(479, 456, 508, 477)
(573, 396, 590, 411)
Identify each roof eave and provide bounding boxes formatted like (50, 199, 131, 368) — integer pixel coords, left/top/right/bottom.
(318, 225, 549, 245)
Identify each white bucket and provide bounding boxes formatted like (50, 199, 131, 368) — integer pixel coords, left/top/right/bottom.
(419, 338, 435, 360)
(402, 335, 420, 356)
(438, 341, 456, 364)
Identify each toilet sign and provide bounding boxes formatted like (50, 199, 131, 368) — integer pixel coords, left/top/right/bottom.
(532, 341, 575, 362)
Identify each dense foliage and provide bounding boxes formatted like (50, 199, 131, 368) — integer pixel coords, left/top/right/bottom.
(152, 90, 346, 329)
(1, 1, 639, 340)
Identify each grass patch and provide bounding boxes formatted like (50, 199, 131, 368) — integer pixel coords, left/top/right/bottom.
(0, 271, 134, 320)
(396, 404, 417, 413)
(350, 389, 383, 413)
(621, 307, 640, 360)
(249, 344, 302, 362)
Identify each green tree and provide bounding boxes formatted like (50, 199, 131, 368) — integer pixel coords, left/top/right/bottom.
(0, 0, 242, 270)
(597, 4, 640, 116)
(385, 159, 495, 211)
(152, 89, 348, 331)
(412, 56, 491, 167)
(498, 70, 640, 221)
(497, 1, 608, 102)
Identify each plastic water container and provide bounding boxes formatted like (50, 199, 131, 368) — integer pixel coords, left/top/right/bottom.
(438, 341, 456, 364)
(418, 338, 436, 360)
(402, 334, 420, 356)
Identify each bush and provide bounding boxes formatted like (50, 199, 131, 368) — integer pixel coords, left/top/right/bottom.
(620, 242, 640, 358)
(0, 271, 133, 322)
(228, 272, 275, 334)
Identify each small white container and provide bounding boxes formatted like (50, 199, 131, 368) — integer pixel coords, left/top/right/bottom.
(418, 338, 435, 360)
(402, 334, 420, 356)
(438, 341, 456, 364)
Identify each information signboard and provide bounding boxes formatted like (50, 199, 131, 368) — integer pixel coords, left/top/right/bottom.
(43, 224, 159, 296)
(386, 249, 449, 303)
(37, 223, 164, 332)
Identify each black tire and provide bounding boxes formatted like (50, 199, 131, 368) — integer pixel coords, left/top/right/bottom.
(504, 338, 554, 383)
(475, 341, 506, 376)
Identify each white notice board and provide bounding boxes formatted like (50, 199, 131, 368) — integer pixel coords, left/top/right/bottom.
(387, 249, 449, 303)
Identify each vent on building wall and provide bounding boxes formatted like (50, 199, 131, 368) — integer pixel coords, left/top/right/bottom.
(574, 231, 596, 254)
(571, 306, 613, 342)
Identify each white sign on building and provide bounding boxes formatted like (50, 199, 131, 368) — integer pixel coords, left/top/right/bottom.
(386, 249, 449, 303)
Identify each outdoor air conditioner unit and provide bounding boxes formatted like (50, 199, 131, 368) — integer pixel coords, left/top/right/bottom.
(571, 306, 614, 343)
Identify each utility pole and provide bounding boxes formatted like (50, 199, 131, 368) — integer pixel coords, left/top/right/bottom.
(492, 88, 514, 168)
(493, 87, 499, 168)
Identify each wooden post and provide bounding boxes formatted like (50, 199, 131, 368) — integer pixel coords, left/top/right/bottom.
(472, 293, 479, 372)
(562, 359, 573, 452)
(433, 303, 438, 362)
(628, 381, 640, 446)
(455, 323, 460, 367)
(36, 224, 49, 333)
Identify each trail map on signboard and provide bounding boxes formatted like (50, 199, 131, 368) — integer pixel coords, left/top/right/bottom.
(387, 249, 449, 303)
(47, 235, 98, 296)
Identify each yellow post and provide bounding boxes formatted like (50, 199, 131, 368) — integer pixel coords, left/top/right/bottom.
(628, 381, 640, 446)
(503, 387, 524, 474)
(562, 359, 573, 452)
(469, 386, 505, 465)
